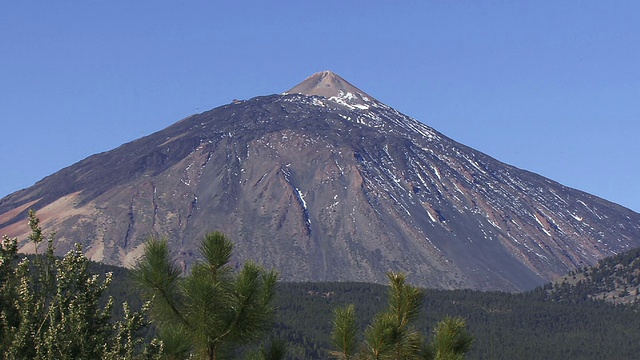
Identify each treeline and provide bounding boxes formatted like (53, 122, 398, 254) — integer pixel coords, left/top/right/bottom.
(100, 263, 640, 359)
(269, 282, 640, 359)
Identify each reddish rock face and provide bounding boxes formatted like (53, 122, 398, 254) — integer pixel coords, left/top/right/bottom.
(2, 72, 639, 291)
(285, 70, 377, 107)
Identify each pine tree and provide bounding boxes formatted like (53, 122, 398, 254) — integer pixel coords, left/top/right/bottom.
(329, 304, 358, 360)
(330, 273, 472, 360)
(423, 317, 473, 360)
(132, 231, 278, 360)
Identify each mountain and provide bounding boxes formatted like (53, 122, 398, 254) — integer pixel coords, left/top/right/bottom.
(2, 71, 640, 291)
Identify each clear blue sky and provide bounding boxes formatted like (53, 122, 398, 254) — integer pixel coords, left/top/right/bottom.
(1, 1, 639, 212)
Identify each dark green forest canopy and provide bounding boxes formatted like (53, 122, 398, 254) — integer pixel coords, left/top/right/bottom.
(271, 282, 640, 359)
(94, 258, 640, 360)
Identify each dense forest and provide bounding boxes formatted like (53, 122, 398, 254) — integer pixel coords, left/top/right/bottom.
(271, 245, 640, 358)
(267, 282, 640, 359)
(95, 260, 640, 359)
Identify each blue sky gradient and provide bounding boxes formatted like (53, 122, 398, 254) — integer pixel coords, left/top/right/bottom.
(1, 1, 639, 211)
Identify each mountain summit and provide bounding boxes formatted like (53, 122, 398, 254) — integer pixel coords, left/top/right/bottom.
(285, 70, 376, 108)
(2, 72, 640, 291)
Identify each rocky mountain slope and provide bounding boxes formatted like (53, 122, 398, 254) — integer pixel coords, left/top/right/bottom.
(2, 71, 640, 291)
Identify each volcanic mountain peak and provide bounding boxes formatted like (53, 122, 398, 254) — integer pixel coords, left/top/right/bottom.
(285, 70, 376, 109)
(2, 72, 640, 292)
